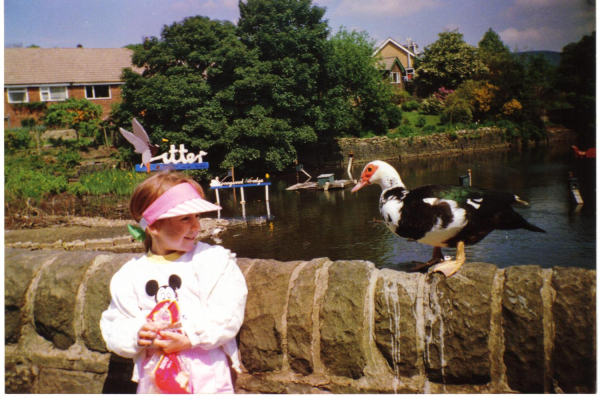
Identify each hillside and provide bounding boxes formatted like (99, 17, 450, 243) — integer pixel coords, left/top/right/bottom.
(518, 50, 561, 66)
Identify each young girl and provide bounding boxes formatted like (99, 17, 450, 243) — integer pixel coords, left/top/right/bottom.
(101, 172, 247, 394)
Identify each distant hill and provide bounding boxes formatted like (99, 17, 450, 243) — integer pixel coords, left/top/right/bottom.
(518, 51, 561, 66)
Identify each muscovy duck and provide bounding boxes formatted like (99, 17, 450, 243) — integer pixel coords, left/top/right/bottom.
(351, 160, 546, 277)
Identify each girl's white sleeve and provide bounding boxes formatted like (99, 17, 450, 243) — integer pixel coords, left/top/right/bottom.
(100, 261, 147, 358)
(182, 253, 248, 351)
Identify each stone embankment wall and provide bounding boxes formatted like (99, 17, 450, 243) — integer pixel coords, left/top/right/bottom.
(305, 126, 575, 165)
(5, 249, 595, 394)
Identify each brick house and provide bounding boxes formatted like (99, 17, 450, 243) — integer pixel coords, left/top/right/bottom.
(373, 38, 420, 91)
(4, 48, 143, 129)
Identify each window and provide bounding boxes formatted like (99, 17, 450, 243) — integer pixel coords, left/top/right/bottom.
(85, 85, 111, 99)
(389, 72, 401, 84)
(40, 86, 68, 101)
(7, 88, 29, 103)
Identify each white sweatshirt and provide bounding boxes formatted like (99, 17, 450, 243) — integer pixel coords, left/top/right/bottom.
(100, 242, 248, 382)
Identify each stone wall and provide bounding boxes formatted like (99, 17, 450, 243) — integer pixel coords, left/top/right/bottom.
(5, 249, 595, 394)
(301, 126, 576, 166)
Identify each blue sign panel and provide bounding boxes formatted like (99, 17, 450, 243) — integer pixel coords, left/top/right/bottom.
(135, 162, 209, 172)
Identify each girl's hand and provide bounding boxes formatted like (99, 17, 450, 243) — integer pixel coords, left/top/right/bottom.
(137, 323, 159, 347)
(153, 331, 192, 354)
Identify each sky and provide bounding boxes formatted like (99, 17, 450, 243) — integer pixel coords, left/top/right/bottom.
(3, 0, 596, 53)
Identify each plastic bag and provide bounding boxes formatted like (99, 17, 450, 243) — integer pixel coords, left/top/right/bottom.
(143, 300, 191, 394)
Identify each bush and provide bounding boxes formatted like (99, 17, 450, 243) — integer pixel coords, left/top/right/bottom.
(415, 116, 427, 128)
(420, 95, 445, 115)
(401, 100, 420, 112)
(391, 90, 410, 105)
(5, 129, 32, 153)
(56, 150, 82, 168)
(422, 124, 437, 134)
(67, 182, 89, 197)
(395, 124, 418, 137)
(5, 168, 68, 201)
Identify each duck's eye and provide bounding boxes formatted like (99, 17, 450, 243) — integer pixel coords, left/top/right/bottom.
(367, 167, 372, 172)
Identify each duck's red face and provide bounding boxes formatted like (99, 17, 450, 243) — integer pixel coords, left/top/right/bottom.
(351, 163, 379, 192)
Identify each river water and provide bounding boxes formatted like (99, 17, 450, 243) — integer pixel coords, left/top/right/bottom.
(207, 146, 596, 271)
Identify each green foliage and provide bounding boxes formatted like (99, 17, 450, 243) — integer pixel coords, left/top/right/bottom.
(56, 150, 82, 168)
(5, 168, 68, 201)
(391, 90, 410, 105)
(554, 32, 596, 145)
(44, 98, 102, 139)
(401, 100, 420, 112)
(414, 30, 488, 96)
(415, 115, 427, 128)
(420, 95, 445, 115)
(79, 169, 148, 196)
(5, 129, 32, 153)
(21, 117, 37, 129)
(67, 182, 89, 197)
(114, 4, 402, 174)
(442, 92, 473, 125)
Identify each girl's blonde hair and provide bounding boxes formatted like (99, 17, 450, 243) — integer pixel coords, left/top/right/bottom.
(130, 171, 205, 252)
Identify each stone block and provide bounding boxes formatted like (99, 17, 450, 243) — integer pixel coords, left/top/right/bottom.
(37, 368, 106, 394)
(287, 258, 328, 375)
(374, 269, 421, 377)
(552, 267, 596, 393)
(34, 251, 100, 349)
(5, 357, 39, 393)
(320, 260, 373, 379)
(85, 239, 113, 250)
(502, 265, 544, 393)
(240, 259, 301, 373)
(5, 249, 54, 344)
(112, 236, 133, 246)
(424, 263, 496, 384)
(83, 253, 141, 352)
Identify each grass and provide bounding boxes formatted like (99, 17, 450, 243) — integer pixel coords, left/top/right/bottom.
(402, 111, 442, 128)
(79, 169, 148, 196)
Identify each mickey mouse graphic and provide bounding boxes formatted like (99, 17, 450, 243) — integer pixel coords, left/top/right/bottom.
(143, 274, 191, 394)
(145, 275, 183, 329)
(146, 274, 182, 303)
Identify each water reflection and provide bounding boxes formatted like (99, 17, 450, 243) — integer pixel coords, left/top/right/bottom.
(207, 146, 596, 270)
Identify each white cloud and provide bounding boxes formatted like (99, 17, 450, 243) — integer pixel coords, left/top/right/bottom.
(334, 0, 442, 18)
(499, 27, 564, 50)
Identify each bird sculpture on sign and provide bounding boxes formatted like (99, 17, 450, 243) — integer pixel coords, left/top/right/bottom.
(351, 160, 546, 277)
(119, 119, 209, 173)
(119, 118, 160, 173)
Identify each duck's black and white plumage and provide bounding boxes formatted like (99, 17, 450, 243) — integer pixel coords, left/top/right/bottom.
(351, 160, 546, 277)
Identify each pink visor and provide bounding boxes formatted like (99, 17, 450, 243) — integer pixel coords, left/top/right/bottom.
(139, 183, 221, 230)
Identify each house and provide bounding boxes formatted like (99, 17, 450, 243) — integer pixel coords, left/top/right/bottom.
(373, 38, 420, 91)
(4, 48, 144, 128)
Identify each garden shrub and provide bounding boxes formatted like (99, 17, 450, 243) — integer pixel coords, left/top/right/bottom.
(396, 124, 418, 137)
(415, 116, 427, 128)
(422, 124, 437, 134)
(401, 100, 420, 112)
(5, 168, 68, 201)
(5, 129, 32, 153)
(56, 150, 82, 168)
(420, 95, 445, 115)
(391, 90, 410, 105)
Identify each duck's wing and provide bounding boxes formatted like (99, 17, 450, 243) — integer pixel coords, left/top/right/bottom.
(119, 127, 150, 155)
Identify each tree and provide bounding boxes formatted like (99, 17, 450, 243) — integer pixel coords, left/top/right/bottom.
(114, 1, 403, 174)
(554, 32, 595, 145)
(478, 28, 510, 57)
(232, 0, 329, 171)
(114, 16, 249, 169)
(44, 98, 102, 140)
(414, 30, 487, 96)
(320, 28, 401, 137)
